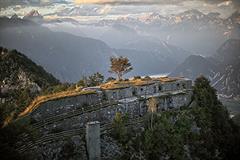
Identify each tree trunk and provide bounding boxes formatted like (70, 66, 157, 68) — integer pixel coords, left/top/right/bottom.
(117, 72, 122, 80)
(117, 73, 121, 81)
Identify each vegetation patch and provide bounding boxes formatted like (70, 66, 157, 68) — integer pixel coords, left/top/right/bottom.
(110, 76, 240, 160)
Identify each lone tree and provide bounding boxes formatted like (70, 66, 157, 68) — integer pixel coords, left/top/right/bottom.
(109, 56, 133, 80)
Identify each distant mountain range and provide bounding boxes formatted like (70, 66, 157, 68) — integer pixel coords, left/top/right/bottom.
(100, 9, 240, 35)
(170, 39, 240, 99)
(8, 9, 239, 57)
(102, 10, 239, 55)
(21, 9, 80, 25)
(0, 17, 191, 82)
(43, 9, 240, 56)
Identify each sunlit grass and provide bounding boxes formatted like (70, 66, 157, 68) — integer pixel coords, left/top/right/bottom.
(19, 89, 96, 117)
(100, 76, 182, 90)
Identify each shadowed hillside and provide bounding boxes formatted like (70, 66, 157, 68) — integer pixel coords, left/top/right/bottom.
(0, 47, 59, 126)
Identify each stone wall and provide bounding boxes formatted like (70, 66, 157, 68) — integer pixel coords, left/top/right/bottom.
(23, 79, 193, 160)
(160, 79, 192, 92)
(134, 83, 158, 96)
(25, 79, 193, 122)
(104, 87, 133, 100)
(37, 101, 146, 135)
(156, 91, 192, 111)
(103, 79, 192, 101)
(32, 93, 100, 121)
(34, 90, 192, 135)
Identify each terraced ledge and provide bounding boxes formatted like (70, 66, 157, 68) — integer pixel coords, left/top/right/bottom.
(17, 116, 144, 153)
(17, 128, 85, 153)
(31, 101, 119, 130)
(100, 76, 184, 90)
(19, 90, 97, 117)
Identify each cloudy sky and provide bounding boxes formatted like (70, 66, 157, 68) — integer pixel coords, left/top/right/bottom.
(0, 0, 238, 20)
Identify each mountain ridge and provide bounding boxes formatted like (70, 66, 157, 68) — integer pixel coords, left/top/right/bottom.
(0, 17, 191, 82)
(170, 39, 240, 99)
(0, 17, 114, 82)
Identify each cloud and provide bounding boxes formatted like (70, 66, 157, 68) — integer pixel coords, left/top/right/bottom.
(74, 0, 183, 5)
(203, 0, 239, 9)
(74, 0, 240, 9)
(0, 0, 70, 8)
(97, 5, 112, 14)
(1, 0, 239, 9)
(217, 1, 232, 7)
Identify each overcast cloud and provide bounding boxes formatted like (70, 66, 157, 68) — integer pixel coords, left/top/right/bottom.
(73, 0, 239, 8)
(0, 0, 238, 19)
(0, 0, 239, 8)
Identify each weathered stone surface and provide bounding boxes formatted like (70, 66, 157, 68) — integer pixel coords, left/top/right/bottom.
(86, 121, 101, 160)
(28, 137, 87, 160)
(34, 90, 192, 135)
(31, 78, 192, 122)
(101, 135, 123, 160)
(32, 93, 100, 121)
(104, 87, 133, 100)
(22, 78, 193, 160)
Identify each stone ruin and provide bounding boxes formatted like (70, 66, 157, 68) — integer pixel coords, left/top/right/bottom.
(18, 76, 193, 160)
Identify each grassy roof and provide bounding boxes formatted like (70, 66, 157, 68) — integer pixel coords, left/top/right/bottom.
(19, 76, 185, 116)
(152, 77, 184, 83)
(100, 80, 132, 90)
(100, 78, 156, 90)
(100, 76, 184, 90)
(19, 89, 96, 117)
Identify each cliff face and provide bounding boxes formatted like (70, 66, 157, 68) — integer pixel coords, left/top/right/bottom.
(212, 39, 240, 99)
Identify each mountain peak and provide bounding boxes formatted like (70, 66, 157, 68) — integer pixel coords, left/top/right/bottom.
(11, 14, 19, 19)
(24, 9, 42, 18)
(23, 9, 43, 23)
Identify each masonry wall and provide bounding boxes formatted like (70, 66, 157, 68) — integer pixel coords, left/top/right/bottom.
(31, 93, 100, 121)
(35, 90, 192, 135)
(103, 80, 192, 101)
(20, 79, 193, 160)
(134, 83, 158, 96)
(160, 80, 192, 92)
(37, 100, 146, 135)
(156, 92, 192, 111)
(29, 79, 193, 134)
(104, 87, 133, 100)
